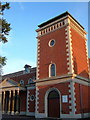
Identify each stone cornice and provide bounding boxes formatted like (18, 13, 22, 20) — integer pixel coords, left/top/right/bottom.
(36, 16, 68, 32)
(35, 74, 89, 84)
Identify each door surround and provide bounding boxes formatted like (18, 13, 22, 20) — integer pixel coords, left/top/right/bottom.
(45, 87, 61, 118)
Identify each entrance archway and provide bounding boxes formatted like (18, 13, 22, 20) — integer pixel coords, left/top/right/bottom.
(48, 90, 60, 118)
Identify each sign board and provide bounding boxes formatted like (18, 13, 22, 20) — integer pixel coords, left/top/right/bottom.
(62, 95, 68, 103)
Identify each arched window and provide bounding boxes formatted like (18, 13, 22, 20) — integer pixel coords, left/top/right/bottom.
(28, 78, 33, 84)
(49, 64, 56, 77)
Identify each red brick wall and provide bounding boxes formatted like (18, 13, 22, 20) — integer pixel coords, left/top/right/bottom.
(75, 83, 90, 114)
(20, 91, 26, 112)
(38, 82, 70, 114)
(38, 27, 68, 79)
(28, 89, 35, 112)
(11, 72, 36, 85)
(71, 28, 89, 78)
(89, 85, 90, 113)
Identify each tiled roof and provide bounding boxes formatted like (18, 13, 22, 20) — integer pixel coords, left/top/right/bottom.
(2, 67, 36, 85)
(2, 67, 36, 79)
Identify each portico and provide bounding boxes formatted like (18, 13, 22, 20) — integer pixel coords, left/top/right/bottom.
(0, 78, 26, 115)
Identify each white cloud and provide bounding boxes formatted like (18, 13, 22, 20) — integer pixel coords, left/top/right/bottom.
(2, 58, 36, 75)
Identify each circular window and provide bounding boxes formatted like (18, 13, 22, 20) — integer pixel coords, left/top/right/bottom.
(30, 95, 35, 101)
(49, 39, 55, 47)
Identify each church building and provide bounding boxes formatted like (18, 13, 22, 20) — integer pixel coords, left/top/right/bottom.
(0, 12, 90, 119)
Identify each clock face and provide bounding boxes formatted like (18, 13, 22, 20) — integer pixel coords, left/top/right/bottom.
(30, 95, 35, 101)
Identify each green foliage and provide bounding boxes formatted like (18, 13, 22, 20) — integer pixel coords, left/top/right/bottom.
(0, 2, 11, 43)
(1, 18, 11, 43)
(0, 56, 7, 66)
(0, 2, 11, 66)
(0, 2, 10, 15)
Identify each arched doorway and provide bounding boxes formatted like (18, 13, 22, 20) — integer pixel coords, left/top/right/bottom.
(48, 90, 60, 118)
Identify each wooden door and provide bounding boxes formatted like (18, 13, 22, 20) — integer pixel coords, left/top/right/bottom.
(48, 90, 60, 118)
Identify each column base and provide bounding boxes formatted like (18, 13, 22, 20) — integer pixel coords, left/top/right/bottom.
(7, 111, 11, 114)
(2, 111, 5, 114)
(11, 111, 15, 115)
(3, 111, 7, 114)
(15, 111, 19, 115)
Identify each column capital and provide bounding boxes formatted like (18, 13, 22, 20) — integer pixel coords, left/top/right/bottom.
(9, 90, 12, 93)
(13, 90, 16, 94)
(17, 90, 20, 94)
(9, 91, 12, 96)
(3, 91, 6, 94)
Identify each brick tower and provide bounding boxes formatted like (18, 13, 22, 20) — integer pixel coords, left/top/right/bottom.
(35, 12, 90, 119)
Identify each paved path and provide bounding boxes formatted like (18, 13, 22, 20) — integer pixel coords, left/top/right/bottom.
(1, 115, 61, 120)
(1, 114, 90, 120)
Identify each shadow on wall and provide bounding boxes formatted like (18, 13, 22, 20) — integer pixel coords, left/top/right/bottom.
(73, 57, 89, 78)
(73, 57, 90, 115)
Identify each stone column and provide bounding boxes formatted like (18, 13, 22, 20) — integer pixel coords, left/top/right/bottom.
(8, 91, 11, 114)
(5, 91, 9, 113)
(11, 90, 15, 115)
(0, 91, 2, 115)
(15, 90, 20, 114)
(2, 91, 5, 113)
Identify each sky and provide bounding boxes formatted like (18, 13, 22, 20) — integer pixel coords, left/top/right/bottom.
(1, 2, 89, 75)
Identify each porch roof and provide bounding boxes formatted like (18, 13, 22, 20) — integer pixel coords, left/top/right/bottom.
(0, 78, 26, 91)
